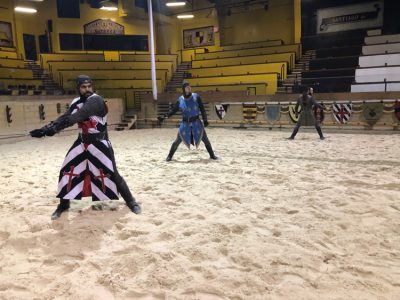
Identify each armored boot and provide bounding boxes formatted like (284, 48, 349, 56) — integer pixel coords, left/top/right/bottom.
(316, 126, 325, 140)
(204, 142, 218, 160)
(288, 124, 300, 140)
(166, 138, 181, 161)
(51, 199, 70, 220)
(118, 178, 141, 214)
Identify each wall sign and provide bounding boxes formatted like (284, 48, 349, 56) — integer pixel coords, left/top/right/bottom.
(84, 19, 124, 35)
(317, 1, 383, 34)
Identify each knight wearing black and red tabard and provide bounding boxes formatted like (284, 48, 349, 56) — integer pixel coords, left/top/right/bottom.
(30, 75, 141, 219)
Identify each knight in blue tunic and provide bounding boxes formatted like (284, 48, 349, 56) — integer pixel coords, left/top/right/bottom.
(158, 83, 218, 161)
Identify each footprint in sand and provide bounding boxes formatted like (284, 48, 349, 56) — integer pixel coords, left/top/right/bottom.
(0, 231, 10, 243)
(158, 232, 176, 241)
(152, 220, 163, 226)
(287, 210, 299, 215)
(118, 229, 149, 240)
(323, 230, 335, 238)
(29, 223, 50, 233)
(231, 224, 248, 234)
(165, 201, 180, 207)
(279, 272, 306, 286)
(62, 262, 80, 275)
(257, 213, 267, 219)
(272, 230, 282, 237)
(183, 231, 194, 237)
(218, 246, 228, 256)
(228, 196, 241, 204)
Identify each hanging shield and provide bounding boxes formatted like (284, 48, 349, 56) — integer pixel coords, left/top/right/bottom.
(257, 104, 265, 114)
(289, 105, 302, 123)
(242, 103, 257, 122)
(266, 104, 281, 122)
(215, 104, 229, 120)
(333, 103, 352, 124)
(363, 102, 383, 125)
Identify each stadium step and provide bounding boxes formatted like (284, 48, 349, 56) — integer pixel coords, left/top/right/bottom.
(115, 114, 137, 131)
(277, 86, 293, 93)
(166, 61, 192, 90)
(24, 60, 64, 94)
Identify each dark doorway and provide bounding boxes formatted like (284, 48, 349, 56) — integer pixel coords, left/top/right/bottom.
(39, 34, 50, 54)
(23, 34, 37, 61)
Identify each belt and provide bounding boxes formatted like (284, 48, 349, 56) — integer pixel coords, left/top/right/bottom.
(79, 132, 106, 144)
(182, 115, 199, 123)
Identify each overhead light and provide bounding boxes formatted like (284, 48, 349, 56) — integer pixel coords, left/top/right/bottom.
(14, 7, 37, 13)
(166, 1, 186, 7)
(99, 0, 117, 11)
(100, 6, 118, 11)
(177, 14, 194, 19)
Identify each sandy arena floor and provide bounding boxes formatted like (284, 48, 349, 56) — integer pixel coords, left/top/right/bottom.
(0, 128, 399, 299)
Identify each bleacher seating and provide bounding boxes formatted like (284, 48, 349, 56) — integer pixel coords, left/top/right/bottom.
(195, 44, 300, 61)
(0, 58, 26, 68)
(47, 61, 173, 85)
(0, 48, 43, 95)
(309, 56, 359, 70)
(190, 82, 268, 95)
(65, 78, 163, 90)
(186, 73, 278, 95)
(301, 30, 366, 92)
(315, 46, 362, 59)
(57, 68, 169, 90)
(302, 29, 366, 53)
(0, 66, 33, 78)
(217, 39, 283, 51)
(191, 52, 295, 70)
(189, 62, 287, 81)
(175, 41, 302, 95)
(37, 49, 292, 96)
(120, 53, 178, 70)
(351, 33, 400, 92)
(362, 42, 400, 55)
(41, 53, 175, 93)
(40, 53, 105, 69)
(0, 48, 18, 59)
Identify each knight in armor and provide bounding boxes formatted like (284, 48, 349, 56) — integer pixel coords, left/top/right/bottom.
(30, 75, 141, 219)
(288, 87, 325, 140)
(157, 82, 218, 161)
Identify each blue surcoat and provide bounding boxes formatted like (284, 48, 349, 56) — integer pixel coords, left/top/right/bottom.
(178, 93, 204, 148)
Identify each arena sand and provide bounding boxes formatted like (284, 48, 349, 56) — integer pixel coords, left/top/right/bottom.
(0, 128, 399, 299)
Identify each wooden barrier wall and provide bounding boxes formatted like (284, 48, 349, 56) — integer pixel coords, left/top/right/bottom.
(0, 96, 124, 136)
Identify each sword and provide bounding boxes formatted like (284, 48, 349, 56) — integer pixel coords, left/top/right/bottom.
(0, 133, 31, 140)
